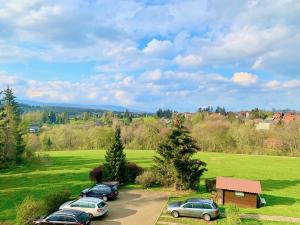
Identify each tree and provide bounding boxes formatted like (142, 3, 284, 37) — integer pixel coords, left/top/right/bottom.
(1, 87, 25, 164)
(0, 92, 6, 168)
(104, 127, 127, 182)
(83, 112, 90, 121)
(153, 116, 207, 190)
(156, 108, 173, 118)
(48, 112, 56, 124)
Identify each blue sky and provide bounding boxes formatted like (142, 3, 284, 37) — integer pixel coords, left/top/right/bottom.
(0, 0, 300, 112)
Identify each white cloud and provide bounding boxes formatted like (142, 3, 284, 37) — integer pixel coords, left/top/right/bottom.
(252, 56, 263, 69)
(264, 80, 280, 89)
(140, 69, 162, 81)
(174, 54, 203, 68)
(282, 80, 300, 89)
(232, 72, 258, 86)
(143, 39, 172, 56)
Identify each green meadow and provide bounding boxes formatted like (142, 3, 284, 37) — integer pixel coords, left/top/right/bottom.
(1, 150, 300, 222)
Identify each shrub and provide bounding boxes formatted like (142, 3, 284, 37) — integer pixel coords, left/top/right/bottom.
(16, 196, 45, 225)
(225, 205, 242, 225)
(42, 190, 71, 214)
(205, 178, 216, 192)
(126, 162, 144, 183)
(135, 171, 160, 188)
(89, 165, 104, 183)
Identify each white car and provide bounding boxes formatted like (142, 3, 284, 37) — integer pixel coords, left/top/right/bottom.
(59, 197, 108, 218)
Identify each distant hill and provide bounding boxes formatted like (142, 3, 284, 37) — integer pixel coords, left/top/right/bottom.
(18, 99, 143, 114)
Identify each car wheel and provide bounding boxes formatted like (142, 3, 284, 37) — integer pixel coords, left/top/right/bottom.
(203, 214, 211, 221)
(171, 211, 180, 218)
(88, 213, 94, 219)
(102, 196, 108, 202)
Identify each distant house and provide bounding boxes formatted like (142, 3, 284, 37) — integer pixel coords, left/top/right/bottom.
(237, 111, 250, 118)
(272, 112, 296, 124)
(256, 119, 272, 130)
(283, 113, 296, 124)
(216, 177, 262, 208)
(29, 124, 40, 133)
(272, 112, 282, 124)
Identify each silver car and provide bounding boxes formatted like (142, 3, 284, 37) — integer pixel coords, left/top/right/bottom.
(167, 198, 219, 221)
(59, 197, 108, 218)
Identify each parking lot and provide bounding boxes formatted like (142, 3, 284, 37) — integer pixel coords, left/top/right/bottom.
(92, 189, 168, 225)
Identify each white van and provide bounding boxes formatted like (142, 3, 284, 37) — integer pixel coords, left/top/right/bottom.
(59, 197, 108, 218)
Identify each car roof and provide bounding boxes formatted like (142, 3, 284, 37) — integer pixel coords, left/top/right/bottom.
(54, 209, 84, 217)
(76, 197, 103, 203)
(186, 198, 213, 203)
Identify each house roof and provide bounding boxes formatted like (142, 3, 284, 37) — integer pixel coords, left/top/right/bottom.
(216, 176, 262, 194)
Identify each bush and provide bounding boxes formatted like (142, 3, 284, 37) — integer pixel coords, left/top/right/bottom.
(42, 190, 71, 214)
(89, 165, 104, 183)
(135, 171, 160, 188)
(225, 205, 242, 225)
(126, 162, 144, 183)
(205, 178, 216, 192)
(16, 196, 45, 225)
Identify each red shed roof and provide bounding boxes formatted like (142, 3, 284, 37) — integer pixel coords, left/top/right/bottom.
(216, 177, 262, 194)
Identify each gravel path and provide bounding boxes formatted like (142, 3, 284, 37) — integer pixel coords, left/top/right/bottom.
(240, 214, 300, 223)
(92, 189, 168, 225)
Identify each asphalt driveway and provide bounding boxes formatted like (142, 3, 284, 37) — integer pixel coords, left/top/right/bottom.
(92, 189, 168, 225)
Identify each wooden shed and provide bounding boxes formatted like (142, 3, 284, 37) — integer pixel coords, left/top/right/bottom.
(216, 177, 262, 208)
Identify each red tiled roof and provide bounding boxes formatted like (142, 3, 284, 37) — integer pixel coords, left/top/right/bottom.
(216, 177, 262, 194)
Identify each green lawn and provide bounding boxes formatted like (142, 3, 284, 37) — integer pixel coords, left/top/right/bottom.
(0, 150, 300, 223)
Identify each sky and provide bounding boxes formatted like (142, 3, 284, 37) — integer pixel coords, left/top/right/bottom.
(0, 0, 300, 112)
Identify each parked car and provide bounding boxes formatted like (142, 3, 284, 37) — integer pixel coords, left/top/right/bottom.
(34, 209, 90, 225)
(59, 197, 108, 218)
(167, 198, 219, 221)
(81, 184, 118, 201)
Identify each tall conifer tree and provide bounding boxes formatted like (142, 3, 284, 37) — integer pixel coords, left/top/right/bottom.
(104, 126, 127, 182)
(1, 88, 25, 164)
(153, 116, 207, 190)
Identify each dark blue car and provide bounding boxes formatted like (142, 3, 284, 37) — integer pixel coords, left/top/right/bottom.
(80, 184, 118, 201)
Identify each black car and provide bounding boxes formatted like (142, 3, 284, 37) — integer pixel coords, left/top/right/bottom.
(80, 184, 118, 201)
(34, 209, 90, 225)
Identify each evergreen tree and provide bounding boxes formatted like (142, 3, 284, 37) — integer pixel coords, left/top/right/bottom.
(153, 116, 207, 190)
(1, 88, 25, 164)
(0, 92, 6, 168)
(104, 127, 127, 182)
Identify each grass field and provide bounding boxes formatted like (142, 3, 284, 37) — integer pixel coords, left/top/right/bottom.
(0, 150, 300, 223)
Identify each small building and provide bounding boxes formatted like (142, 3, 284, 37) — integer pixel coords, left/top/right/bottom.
(29, 124, 40, 133)
(256, 119, 272, 130)
(216, 177, 262, 208)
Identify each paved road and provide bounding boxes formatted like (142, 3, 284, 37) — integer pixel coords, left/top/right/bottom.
(92, 189, 168, 225)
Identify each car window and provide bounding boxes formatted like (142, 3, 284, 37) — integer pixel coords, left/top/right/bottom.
(88, 203, 95, 208)
(56, 215, 68, 222)
(98, 202, 106, 208)
(202, 204, 213, 209)
(183, 203, 193, 208)
(192, 203, 203, 209)
(78, 202, 89, 208)
(212, 202, 218, 209)
(71, 202, 80, 207)
(47, 215, 59, 221)
(65, 216, 77, 222)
